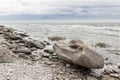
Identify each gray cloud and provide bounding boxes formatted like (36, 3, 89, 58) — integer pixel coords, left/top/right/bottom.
(0, 0, 120, 19)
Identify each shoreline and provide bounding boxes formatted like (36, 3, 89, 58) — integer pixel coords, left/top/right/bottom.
(0, 25, 120, 80)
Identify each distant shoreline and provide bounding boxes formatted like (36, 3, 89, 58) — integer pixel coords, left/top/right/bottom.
(0, 19, 120, 24)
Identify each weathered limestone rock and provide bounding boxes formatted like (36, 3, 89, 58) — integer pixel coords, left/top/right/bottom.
(5, 33, 22, 40)
(26, 40, 46, 49)
(13, 46, 31, 55)
(15, 31, 29, 37)
(0, 46, 16, 63)
(53, 39, 104, 69)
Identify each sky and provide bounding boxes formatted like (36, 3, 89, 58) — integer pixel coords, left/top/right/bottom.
(0, 0, 120, 22)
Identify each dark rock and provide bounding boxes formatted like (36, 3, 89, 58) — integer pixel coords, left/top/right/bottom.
(105, 58, 109, 60)
(114, 52, 120, 55)
(5, 33, 22, 40)
(48, 36, 65, 41)
(95, 43, 108, 48)
(44, 49, 54, 54)
(0, 25, 5, 27)
(0, 31, 3, 34)
(118, 65, 120, 69)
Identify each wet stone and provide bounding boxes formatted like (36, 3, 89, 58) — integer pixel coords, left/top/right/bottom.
(5, 34, 22, 40)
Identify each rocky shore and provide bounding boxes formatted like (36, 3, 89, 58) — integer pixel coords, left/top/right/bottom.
(0, 25, 119, 80)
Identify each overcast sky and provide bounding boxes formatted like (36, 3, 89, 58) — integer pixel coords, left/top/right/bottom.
(0, 0, 120, 21)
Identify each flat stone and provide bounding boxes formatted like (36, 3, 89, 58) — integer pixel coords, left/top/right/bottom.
(13, 46, 31, 55)
(109, 73, 120, 78)
(27, 40, 46, 49)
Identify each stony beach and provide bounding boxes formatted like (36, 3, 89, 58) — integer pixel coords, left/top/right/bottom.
(0, 24, 120, 80)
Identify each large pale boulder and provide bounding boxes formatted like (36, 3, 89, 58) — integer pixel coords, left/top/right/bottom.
(53, 39, 104, 69)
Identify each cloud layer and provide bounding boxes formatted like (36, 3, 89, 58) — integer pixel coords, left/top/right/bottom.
(0, 0, 120, 20)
